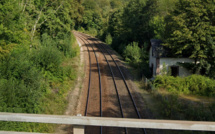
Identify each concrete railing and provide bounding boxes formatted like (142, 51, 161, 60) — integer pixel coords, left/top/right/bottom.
(0, 112, 215, 134)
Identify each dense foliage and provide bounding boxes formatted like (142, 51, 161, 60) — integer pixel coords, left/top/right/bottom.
(0, 0, 81, 132)
(75, 0, 179, 78)
(164, 0, 215, 77)
(78, 0, 215, 125)
(1, 0, 215, 131)
(76, 0, 215, 79)
(153, 75, 215, 97)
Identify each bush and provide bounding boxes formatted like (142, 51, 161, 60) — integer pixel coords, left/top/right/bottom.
(0, 48, 42, 113)
(0, 78, 42, 113)
(56, 33, 77, 58)
(105, 33, 112, 45)
(85, 27, 98, 36)
(31, 45, 63, 74)
(41, 33, 77, 58)
(123, 42, 142, 67)
(153, 75, 188, 93)
(185, 75, 215, 96)
(153, 75, 215, 97)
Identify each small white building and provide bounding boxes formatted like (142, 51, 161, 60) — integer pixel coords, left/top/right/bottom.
(149, 39, 195, 77)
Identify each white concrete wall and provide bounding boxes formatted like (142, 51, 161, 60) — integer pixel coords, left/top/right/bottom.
(149, 47, 157, 76)
(159, 58, 194, 77)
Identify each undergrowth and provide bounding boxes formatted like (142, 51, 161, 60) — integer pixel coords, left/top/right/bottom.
(0, 32, 79, 133)
(150, 74, 215, 134)
(153, 75, 215, 97)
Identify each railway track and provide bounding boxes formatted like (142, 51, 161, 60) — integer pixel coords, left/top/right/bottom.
(74, 35, 103, 134)
(74, 31, 147, 134)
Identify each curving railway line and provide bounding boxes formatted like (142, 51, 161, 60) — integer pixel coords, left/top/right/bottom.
(73, 31, 147, 134)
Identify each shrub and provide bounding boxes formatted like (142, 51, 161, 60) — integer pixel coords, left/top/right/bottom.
(123, 42, 142, 66)
(105, 33, 112, 45)
(41, 33, 77, 58)
(153, 75, 215, 97)
(154, 75, 188, 93)
(31, 45, 63, 74)
(0, 48, 42, 113)
(86, 27, 98, 36)
(185, 75, 215, 96)
(41, 33, 57, 47)
(0, 78, 42, 113)
(56, 33, 77, 58)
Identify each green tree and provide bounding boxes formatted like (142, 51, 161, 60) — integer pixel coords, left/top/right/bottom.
(157, 0, 178, 16)
(82, 10, 102, 30)
(108, 9, 124, 37)
(105, 33, 112, 45)
(164, 0, 215, 75)
(121, 0, 158, 45)
(107, 0, 158, 48)
(110, 0, 123, 9)
(0, 1, 28, 59)
(123, 42, 142, 66)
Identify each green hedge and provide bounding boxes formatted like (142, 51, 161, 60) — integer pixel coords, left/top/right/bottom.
(153, 75, 215, 97)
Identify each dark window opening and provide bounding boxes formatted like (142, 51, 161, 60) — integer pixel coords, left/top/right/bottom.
(150, 64, 154, 77)
(171, 66, 179, 77)
(200, 68, 206, 75)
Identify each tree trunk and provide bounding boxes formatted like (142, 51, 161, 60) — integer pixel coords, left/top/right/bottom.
(22, 0, 28, 13)
(31, 9, 43, 42)
(30, 2, 63, 43)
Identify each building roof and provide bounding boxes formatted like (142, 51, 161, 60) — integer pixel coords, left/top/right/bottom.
(149, 39, 191, 58)
(150, 39, 170, 58)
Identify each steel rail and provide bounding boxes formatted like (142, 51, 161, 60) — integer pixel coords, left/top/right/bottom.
(75, 33, 103, 134)
(77, 33, 128, 134)
(98, 41, 147, 134)
(78, 32, 147, 134)
(73, 33, 91, 116)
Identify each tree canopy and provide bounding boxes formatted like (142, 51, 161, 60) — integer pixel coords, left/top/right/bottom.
(164, 0, 215, 76)
(0, 0, 81, 131)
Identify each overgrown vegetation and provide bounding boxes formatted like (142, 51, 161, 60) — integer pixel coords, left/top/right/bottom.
(75, 0, 180, 78)
(153, 75, 215, 97)
(76, 0, 215, 79)
(78, 0, 215, 125)
(154, 93, 215, 122)
(152, 74, 215, 122)
(0, 0, 81, 132)
(163, 0, 215, 78)
(1, 0, 215, 132)
(149, 74, 215, 127)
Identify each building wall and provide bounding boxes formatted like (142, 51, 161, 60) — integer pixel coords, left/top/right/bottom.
(149, 46, 195, 77)
(159, 58, 195, 77)
(149, 47, 157, 76)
